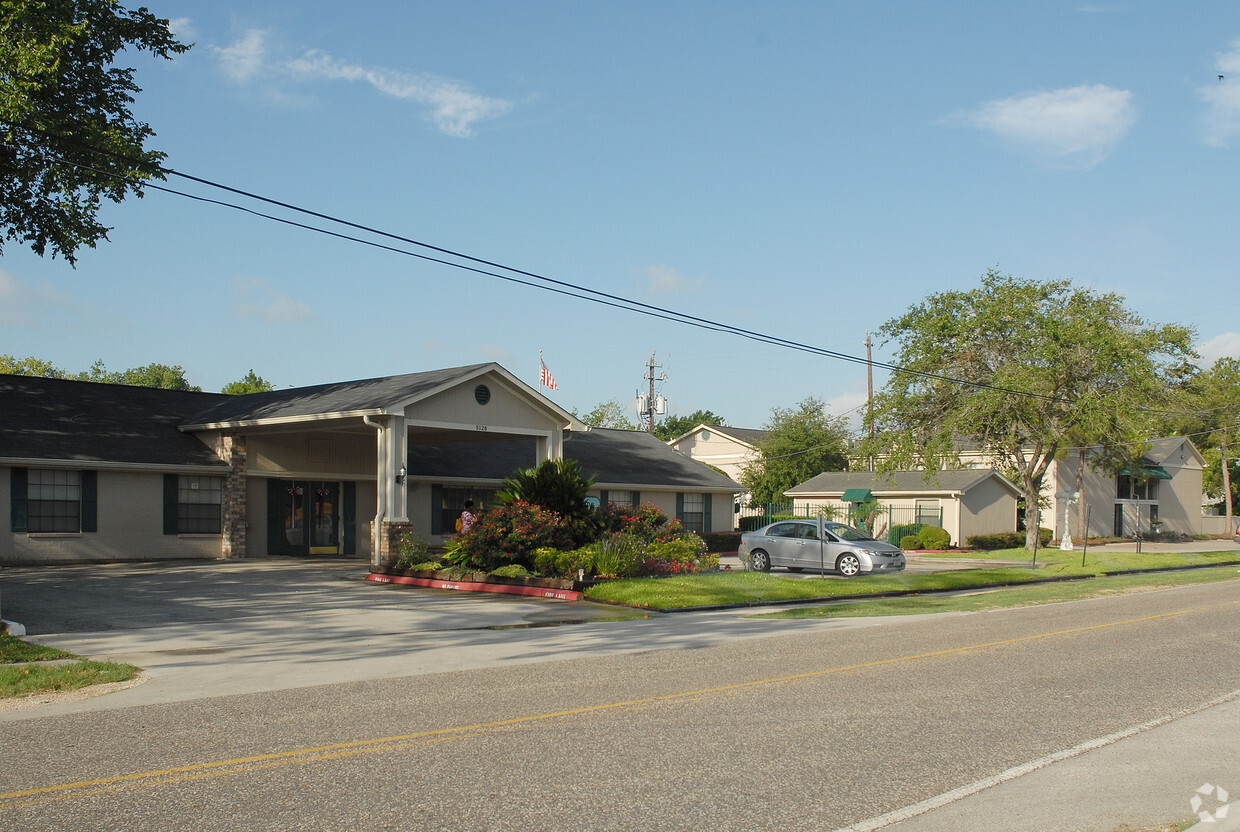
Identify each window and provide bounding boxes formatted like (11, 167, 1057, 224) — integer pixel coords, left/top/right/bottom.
(605, 490, 637, 509)
(27, 469, 81, 533)
(915, 499, 941, 527)
(1117, 476, 1158, 501)
(179, 476, 223, 534)
(680, 492, 705, 533)
(439, 487, 497, 534)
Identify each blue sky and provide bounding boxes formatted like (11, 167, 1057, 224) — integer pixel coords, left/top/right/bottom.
(4, 2, 1240, 433)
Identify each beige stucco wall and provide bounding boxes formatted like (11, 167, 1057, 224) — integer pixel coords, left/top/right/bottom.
(2, 468, 223, 565)
(246, 431, 376, 477)
(959, 477, 1018, 542)
(406, 379, 559, 434)
(671, 433, 757, 483)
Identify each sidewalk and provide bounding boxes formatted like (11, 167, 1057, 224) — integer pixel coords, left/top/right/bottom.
(864, 690, 1240, 832)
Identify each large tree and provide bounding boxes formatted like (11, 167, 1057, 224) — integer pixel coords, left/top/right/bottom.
(864, 269, 1195, 548)
(0, 353, 66, 376)
(653, 409, 729, 441)
(740, 396, 851, 505)
(76, 358, 199, 390)
(222, 369, 275, 395)
(574, 399, 637, 430)
(0, 0, 189, 262)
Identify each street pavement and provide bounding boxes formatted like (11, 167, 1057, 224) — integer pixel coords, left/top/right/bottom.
(1, 550, 1238, 830)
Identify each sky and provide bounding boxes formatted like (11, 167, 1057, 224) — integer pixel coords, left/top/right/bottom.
(4, 1, 1240, 435)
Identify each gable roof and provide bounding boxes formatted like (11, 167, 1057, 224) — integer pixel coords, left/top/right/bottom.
(183, 363, 580, 430)
(1144, 436, 1206, 468)
(787, 469, 1021, 498)
(408, 428, 741, 491)
(0, 375, 230, 469)
(669, 423, 768, 448)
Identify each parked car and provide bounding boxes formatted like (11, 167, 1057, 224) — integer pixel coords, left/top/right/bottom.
(738, 519, 906, 576)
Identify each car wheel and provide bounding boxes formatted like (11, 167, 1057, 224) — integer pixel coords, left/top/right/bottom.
(750, 549, 771, 572)
(836, 553, 862, 577)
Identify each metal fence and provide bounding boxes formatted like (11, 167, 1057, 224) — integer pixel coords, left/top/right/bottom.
(737, 502, 944, 545)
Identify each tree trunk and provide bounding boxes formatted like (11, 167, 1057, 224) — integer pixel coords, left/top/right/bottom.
(1024, 480, 1042, 549)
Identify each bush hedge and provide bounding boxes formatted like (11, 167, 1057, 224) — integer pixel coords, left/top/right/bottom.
(701, 531, 741, 552)
(899, 535, 924, 550)
(966, 528, 1054, 550)
(918, 525, 951, 550)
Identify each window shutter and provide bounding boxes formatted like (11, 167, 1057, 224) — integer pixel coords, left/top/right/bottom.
(703, 493, 712, 533)
(163, 474, 179, 535)
(430, 484, 443, 536)
(81, 471, 97, 533)
(343, 482, 356, 555)
(633, 491, 640, 506)
(266, 479, 285, 555)
(599, 490, 608, 507)
(10, 468, 27, 533)
(675, 492, 684, 523)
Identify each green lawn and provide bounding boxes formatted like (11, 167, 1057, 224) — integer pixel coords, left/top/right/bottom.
(583, 549, 1240, 610)
(0, 634, 141, 699)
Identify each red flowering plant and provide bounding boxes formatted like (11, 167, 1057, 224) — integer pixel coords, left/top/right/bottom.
(447, 500, 574, 572)
(598, 502, 687, 543)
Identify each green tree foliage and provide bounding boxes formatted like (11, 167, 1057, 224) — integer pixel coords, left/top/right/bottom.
(863, 269, 1195, 548)
(1156, 356, 1240, 520)
(76, 359, 199, 390)
(222, 369, 275, 395)
(574, 399, 637, 430)
(740, 396, 851, 505)
(653, 409, 728, 441)
(0, 354, 66, 377)
(498, 458, 597, 521)
(0, 0, 190, 262)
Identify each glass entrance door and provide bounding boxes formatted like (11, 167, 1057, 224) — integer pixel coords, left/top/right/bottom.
(272, 480, 340, 556)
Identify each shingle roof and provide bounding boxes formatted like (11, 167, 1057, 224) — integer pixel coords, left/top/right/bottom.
(706, 425, 768, 446)
(0, 375, 230, 468)
(184, 363, 495, 426)
(787, 469, 1019, 496)
(408, 428, 740, 490)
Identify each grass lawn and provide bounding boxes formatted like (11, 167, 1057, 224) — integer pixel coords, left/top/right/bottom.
(754, 566, 1240, 619)
(0, 634, 141, 699)
(583, 549, 1240, 610)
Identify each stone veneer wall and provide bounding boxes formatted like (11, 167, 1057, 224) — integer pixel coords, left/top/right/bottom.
(221, 435, 248, 558)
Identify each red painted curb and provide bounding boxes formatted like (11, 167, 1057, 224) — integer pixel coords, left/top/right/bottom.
(366, 573, 581, 601)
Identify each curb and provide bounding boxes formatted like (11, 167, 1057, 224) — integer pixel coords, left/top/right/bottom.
(366, 573, 582, 601)
(1, 620, 25, 637)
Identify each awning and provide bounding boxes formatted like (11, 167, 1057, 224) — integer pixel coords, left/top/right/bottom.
(1118, 465, 1172, 480)
(841, 488, 874, 502)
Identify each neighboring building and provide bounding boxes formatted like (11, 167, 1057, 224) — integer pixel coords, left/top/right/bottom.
(2, 364, 740, 567)
(785, 470, 1021, 547)
(668, 424, 767, 490)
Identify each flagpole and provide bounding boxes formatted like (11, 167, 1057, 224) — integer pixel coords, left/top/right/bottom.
(539, 350, 544, 393)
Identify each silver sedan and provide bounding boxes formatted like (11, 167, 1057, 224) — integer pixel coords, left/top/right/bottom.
(738, 519, 907, 577)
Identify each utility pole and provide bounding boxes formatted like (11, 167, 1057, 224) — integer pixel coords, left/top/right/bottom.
(637, 352, 667, 433)
(866, 332, 874, 472)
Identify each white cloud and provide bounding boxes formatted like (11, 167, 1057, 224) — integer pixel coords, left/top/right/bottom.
(824, 390, 870, 434)
(234, 279, 315, 324)
(643, 265, 704, 294)
(285, 50, 511, 137)
(954, 84, 1137, 168)
(212, 29, 269, 84)
(210, 30, 512, 137)
(1199, 40, 1240, 147)
(0, 270, 72, 326)
(1196, 332, 1240, 366)
(167, 17, 196, 41)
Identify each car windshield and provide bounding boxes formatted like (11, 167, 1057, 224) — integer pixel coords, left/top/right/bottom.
(825, 522, 875, 542)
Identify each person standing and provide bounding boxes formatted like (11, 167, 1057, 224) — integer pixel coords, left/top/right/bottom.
(459, 500, 476, 534)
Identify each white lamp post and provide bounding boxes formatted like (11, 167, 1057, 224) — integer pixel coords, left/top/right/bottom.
(1056, 490, 1080, 550)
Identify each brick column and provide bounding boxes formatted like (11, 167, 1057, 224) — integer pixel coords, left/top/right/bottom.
(377, 519, 412, 568)
(221, 435, 248, 558)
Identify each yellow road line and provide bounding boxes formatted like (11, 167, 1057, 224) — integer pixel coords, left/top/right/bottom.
(2, 600, 1234, 809)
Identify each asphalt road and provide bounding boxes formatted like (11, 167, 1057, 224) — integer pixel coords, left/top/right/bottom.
(0, 561, 1237, 831)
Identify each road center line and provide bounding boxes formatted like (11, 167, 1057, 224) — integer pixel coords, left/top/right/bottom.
(2, 600, 1233, 809)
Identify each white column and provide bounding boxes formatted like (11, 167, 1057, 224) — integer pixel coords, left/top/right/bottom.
(391, 416, 409, 522)
(535, 429, 564, 464)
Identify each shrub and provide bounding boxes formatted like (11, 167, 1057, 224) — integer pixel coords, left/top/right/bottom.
(488, 564, 531, 578)
(449, 500, 575, 571)
(395, 532, 432, 569)
(966, 528, 1054, 550)
(700, 531, 741, 552)
(899, 535, 924, 550)
(891, 524, 924, 544)
(533, 545, 597, 578)
(918, 525, 951, 549)
(593, 533, 647, 578)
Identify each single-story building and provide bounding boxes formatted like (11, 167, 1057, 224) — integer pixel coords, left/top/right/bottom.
(784, 470, 1022, 546)
(2, 363, 740, 567)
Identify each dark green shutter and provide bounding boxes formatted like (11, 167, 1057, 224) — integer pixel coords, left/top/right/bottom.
(10, 468, 27, 533)
(163, 474, 179, 535)
(81, 471, 97, 533)
(633, 491, 639, 506)
(343, 482, 356, 555)
(430, 484, 443, 535)
(703, 493, 712, 533)
(599, 490, 608, 507)
(675, 492, 684, 523)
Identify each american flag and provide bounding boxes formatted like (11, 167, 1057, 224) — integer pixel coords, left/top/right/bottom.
(539, 356, 558, 390)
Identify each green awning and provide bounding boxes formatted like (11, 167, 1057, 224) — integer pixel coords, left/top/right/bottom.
(841, 488, 874, 502)
(1118, 465, 1172, 480)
